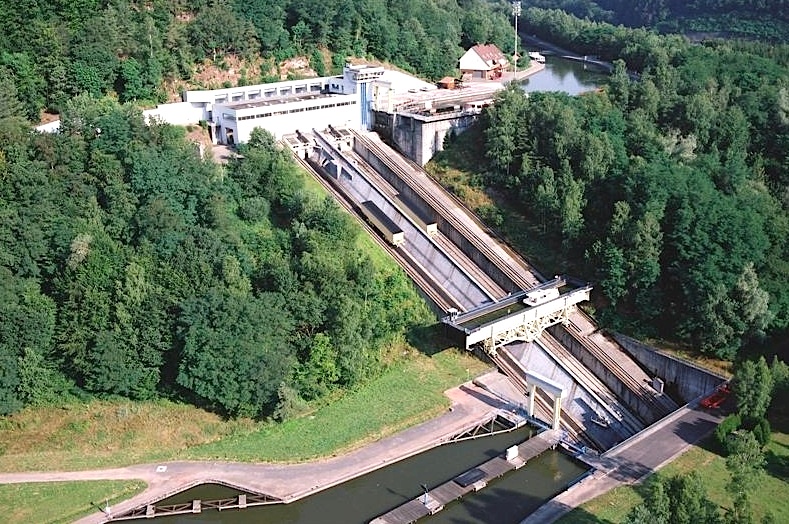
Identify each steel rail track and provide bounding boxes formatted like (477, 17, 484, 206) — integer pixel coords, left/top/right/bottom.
(292, 152, 462, 314)
(352, 132, 677, 422)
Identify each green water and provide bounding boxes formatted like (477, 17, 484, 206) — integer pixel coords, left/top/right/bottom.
(147, 428, 588, 524)
(520, 56, 607, 95)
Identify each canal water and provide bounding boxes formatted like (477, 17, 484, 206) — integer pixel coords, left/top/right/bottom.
(520, 55, 607, 95)
(145, 427, 588, 523)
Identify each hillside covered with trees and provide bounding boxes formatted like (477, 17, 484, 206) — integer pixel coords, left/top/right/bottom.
(1, 0, 787, 415)
(0, 96, 429, 416)
(528, 0, 789, 41)
(464, 8, 789, 360)
(0, 0, 518, 418)
(0, 0, 514, 121)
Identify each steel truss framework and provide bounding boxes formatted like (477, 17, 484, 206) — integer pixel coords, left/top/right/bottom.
(483, 305, 573, 352)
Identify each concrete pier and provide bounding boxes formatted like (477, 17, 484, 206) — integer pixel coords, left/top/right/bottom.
(371, 430, 560, 524)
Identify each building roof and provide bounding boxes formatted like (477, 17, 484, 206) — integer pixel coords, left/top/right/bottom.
(471, 44, 507, 66)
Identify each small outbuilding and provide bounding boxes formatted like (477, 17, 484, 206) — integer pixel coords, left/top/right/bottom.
(458, 44, 509, 80)
(437, 76, 457, 89)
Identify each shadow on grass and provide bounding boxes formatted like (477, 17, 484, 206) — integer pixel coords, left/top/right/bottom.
(697, 435, 726, 456)
(555, 507, 618, 524)
(765, 446, 789, 482)
(406, 323, 458, 356)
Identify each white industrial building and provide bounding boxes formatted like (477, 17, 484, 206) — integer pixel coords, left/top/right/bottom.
(175, 64, 434, 145)
(36, 64, 438, 145)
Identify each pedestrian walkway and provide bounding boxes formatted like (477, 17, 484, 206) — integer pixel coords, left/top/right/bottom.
(0, 373, 525, 524)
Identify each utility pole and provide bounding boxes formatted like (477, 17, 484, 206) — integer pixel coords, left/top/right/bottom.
(512, 1, 521, 75)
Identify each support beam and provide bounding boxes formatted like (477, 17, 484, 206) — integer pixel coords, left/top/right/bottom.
(461, 285, 591, 350)
(528, 384, 537, 418)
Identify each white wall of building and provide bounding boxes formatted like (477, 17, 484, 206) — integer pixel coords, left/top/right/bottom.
(143, 102, 206, 126)
(459, 49, 490, 71)
(214, 93, 361, 143)
(34, 66, 436, 144)
(35, 120, 61, 133)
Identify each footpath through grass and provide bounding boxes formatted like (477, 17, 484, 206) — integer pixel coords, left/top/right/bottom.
(556, 431, 789, 524)
(0, 347, 487, 523)
(0, 480, 145, 524)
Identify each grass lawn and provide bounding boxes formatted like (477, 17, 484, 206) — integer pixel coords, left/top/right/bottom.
(186, 348, 490, 462)
(0, 480, 146, 524)
(0, 348, 489, 472)
(556, 431, 789, 524)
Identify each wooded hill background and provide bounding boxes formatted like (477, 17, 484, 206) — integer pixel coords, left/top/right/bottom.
(0, 1, 786, 417)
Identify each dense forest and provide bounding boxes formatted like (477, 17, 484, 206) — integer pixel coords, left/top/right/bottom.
(476, 8, 788, 360)
(0, 0, 514, 121)
(529, 0, 789, 40)
(0, 0, 514, 417)
(1, 0, 787, 418)
(0, 96, 429, 416)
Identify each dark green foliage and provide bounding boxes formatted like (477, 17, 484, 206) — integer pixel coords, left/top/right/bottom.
(726, 431, 766, 523)
(0, 268, 62, 414)
(477, 12, 788, 359)
(751, 417, 771, 448)
(626, 472, 721, 524)
(735, 357, 774, 422)
(0, 99, 426, 416)
(715, 414, 741, 454)
(0, 0, 518, 117)
(177, 289, 296, 418)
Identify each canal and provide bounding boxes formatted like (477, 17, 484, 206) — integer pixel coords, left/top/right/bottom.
(143, 427, 588, 523)
(520, 55, 608, 95)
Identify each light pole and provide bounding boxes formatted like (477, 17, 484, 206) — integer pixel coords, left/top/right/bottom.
(512, 1, 521, 75)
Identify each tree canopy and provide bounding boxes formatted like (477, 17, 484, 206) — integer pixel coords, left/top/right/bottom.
(0, 0, 518, 120)
(0, 101, 427, 417)
(477, 13, 789, 359)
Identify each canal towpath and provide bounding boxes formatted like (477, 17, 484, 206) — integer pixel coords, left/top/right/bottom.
(0, 373, 524, 524)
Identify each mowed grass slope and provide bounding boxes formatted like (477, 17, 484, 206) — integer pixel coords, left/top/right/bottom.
(0, 480, 145, 524)
(0, 349, 489, 472)
(187, 348, 490, 462)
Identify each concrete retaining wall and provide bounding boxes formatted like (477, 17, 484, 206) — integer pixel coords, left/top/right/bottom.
(612, 333, 726, 403)
(547, 326, 658, 425)
(389, 113, 478, 166)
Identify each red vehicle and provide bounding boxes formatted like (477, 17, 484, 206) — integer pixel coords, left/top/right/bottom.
(701, 383, 731, 409)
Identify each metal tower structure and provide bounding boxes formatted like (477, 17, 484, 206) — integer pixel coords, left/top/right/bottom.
(512, 1, 521, 74)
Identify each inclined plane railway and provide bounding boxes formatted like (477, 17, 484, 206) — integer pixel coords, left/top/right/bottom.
(286, 127, 679, 451)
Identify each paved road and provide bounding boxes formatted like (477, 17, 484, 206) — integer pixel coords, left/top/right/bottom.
(0, 374, 518, 524)
(521, 402, 724, 524)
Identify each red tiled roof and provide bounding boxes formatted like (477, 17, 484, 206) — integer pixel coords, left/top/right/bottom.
(472, 44, 506, 64)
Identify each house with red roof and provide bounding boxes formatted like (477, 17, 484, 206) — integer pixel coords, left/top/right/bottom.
(458, 44, 509, 80)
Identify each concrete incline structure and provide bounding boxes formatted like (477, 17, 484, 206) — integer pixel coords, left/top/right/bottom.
(341, 130, 679, 437)
(308, 128, 502, 310)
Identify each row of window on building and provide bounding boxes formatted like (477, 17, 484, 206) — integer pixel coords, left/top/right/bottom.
(213, 84, 324, 104)
(226, 100, 358, 122)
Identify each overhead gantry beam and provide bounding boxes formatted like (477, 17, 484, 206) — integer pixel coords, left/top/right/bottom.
(489, 348, 566, 430)
(466, 285, 592, 351)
